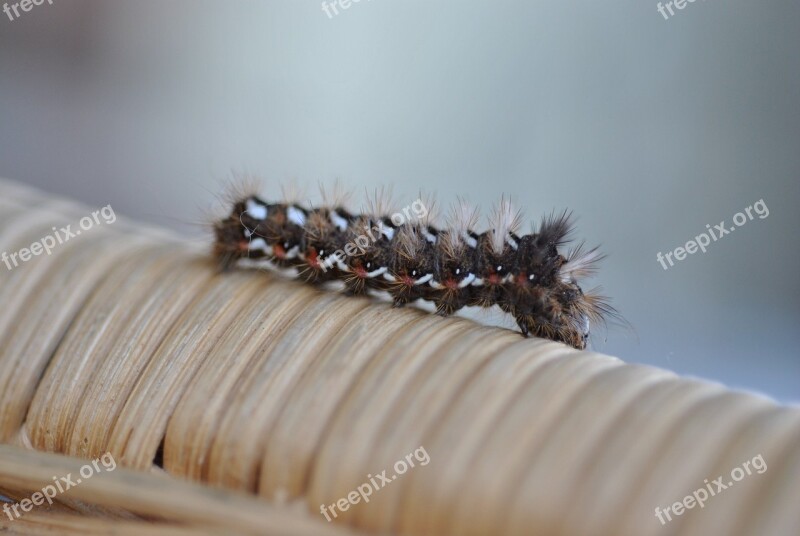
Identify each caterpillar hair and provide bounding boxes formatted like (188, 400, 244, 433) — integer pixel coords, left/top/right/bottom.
(212, 184, 620, 350)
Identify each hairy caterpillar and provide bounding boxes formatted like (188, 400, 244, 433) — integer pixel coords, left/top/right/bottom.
(212, 184, 618, 349)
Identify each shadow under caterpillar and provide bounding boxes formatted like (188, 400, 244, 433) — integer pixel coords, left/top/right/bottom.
(212, 185, 620, 350)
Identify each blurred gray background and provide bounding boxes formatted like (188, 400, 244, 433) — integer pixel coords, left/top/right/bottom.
(1, 0, 798, 401)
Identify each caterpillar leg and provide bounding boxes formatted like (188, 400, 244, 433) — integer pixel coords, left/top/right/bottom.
(391, 298, 408, 308)
(516, 316, 530, 338)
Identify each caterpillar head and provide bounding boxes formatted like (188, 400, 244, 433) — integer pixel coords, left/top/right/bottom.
(508, 212, 612, 349)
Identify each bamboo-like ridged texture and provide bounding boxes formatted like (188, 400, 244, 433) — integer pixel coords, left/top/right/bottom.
(0, 178, 798, 536)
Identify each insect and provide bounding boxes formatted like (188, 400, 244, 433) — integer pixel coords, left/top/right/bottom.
(213, 184, 619, 349)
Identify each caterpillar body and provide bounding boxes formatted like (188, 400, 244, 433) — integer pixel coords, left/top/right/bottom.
(213, 185, 617, 349)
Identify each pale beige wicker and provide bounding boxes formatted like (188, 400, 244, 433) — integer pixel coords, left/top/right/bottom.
(0, 178, 797, 535)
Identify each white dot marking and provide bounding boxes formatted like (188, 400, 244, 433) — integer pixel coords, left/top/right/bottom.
(245, 199, 268, 220)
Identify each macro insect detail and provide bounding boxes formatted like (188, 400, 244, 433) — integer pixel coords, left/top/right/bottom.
(213, 185, 617, 350)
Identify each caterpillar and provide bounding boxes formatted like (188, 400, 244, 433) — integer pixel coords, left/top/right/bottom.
(212, 184, 618, 350)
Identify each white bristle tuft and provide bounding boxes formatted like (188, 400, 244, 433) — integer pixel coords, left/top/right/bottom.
(364, 185, 396, 219)
(488, 196, 522, 254)
(280, 179, 307, 205)
(560, 244, 604, 282)
(318, 179, 353, 211)
(444, 198, 479, 252)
